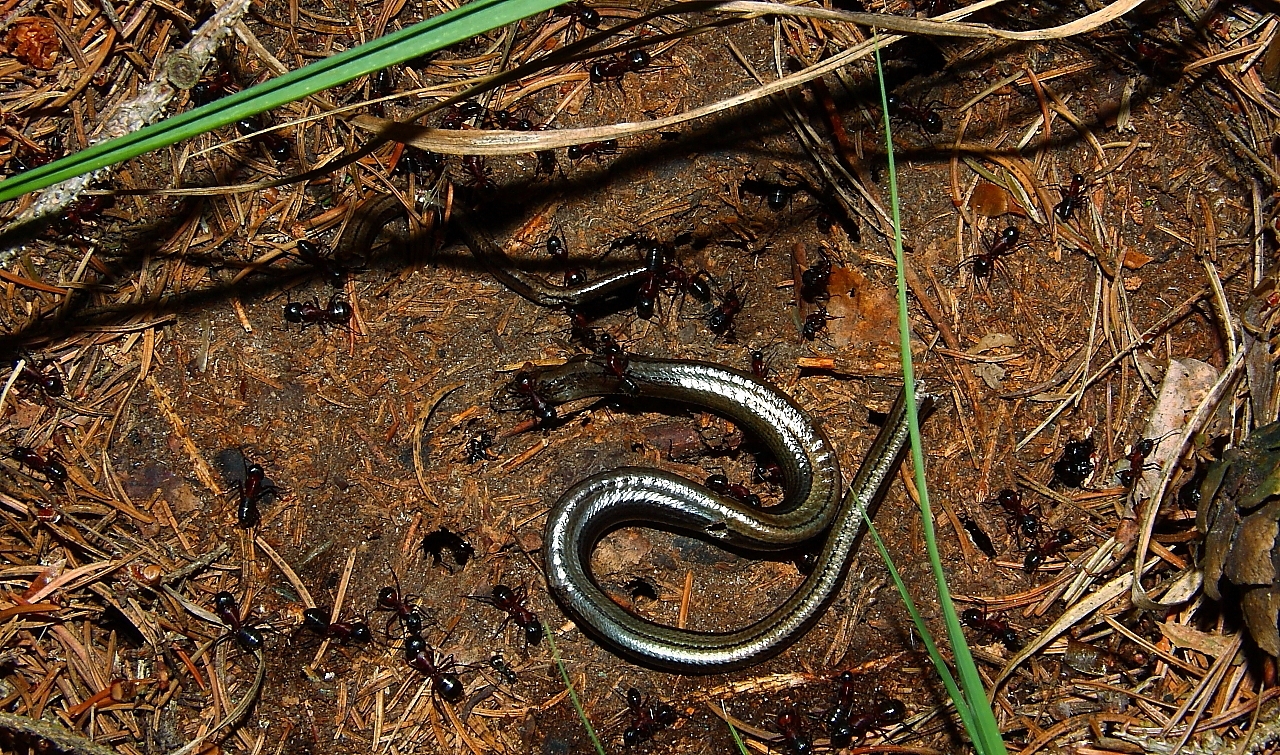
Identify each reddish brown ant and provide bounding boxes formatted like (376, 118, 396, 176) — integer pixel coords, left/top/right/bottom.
(302, 608, 372, 645)
(590, 49, 649, 84)
(775, 709, 813, 755)
(283, 294, 352, 332)
(461, 154, 494, 189)
(958, 226, 1019, 282)
(1024, 528, 1072, 572)
(511, 370, 557, 426)
(705, 473, 762, 507)
(11, 446, 67, 484)
(11, 359, 64, 397)
(708, 285, 744, 337)
(1117, 434, 1171, 488)
(623, 687, 676, 746)
(1055, 173, 1087, 221)
(376, 583, 427, 638)
(294, 239, 347, 288)
(825, 676, 906, 748)
(471, 584, 543, 644)
(236, 116, 291, 161)
(987, 488, 1039, 540)
(567, 139, 618, 160)
(886, 93, 943, 134)
(235, 458, 279, 528)
(556, 2, 601, 28)
(213, 591, 265, 651)
(960, 606, 1020, 651)
(404, 635, 465, 702)
(799, 255, 832, 302)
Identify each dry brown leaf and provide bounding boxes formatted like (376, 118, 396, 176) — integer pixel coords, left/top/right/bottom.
(1122, 247, 1153, 269)
(1158, 621, 1238, 658)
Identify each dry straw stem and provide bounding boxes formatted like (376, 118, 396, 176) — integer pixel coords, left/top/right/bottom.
(357, 0, 1151, 156)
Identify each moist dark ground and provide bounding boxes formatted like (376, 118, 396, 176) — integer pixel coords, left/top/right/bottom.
(0, 0, 1272, 753)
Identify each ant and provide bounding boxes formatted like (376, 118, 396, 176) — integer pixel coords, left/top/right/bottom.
(213, 591, 265, 651)
(960, 227, 1019, 282)
(11, 359, 64, 397)
(1055, 173, 1087, 221)
(799, 255, 831, 302)
(960, 606, 1020, 651)
(234, 458, 279, 528)
(775, 709, 813, 755)
(393, 145, 446, 177)
(823, 671, 858, 743)
(708, 285, 744, 337)
(1053, 437, 1095, 488)
(422, 527, 475, 570)
(283, 295, 352, 332)
(440, 100, 486, 129)
(461, 154, 494, 189)
(740, 178, 800, 211)
(11, 446, 67, 484)
(590, 49, 649, 84)
(753, 455, 784, 485)
(490, 653, 518, 684)
(471, 584, 543, 644)
(466, 432, 496, 463)
(827, 679, 906, 747)
(567, 139, 618, 160)
(1117, 435, 1167, 488)
(294, 239, 347, 288)
(623, 688, 676, 746)
(236, 116, 291, 161)
(1024, 528, 1072, 572)
(801, 306, 834, 341)
(750, 349, 771, 381)
(376, 584, 427, 638)
(705, 473, 762, 507)
(404, 636, 465, 702)
(959, 515, 997, 558)
(886, 93, 943, 134)
(192, 70, 237, 106)
(511, 370, 557, 426)
(593, 338, 637, 394)
(556, 2, 602, 28)
(302, 607, 372, 645)
(988, 488, 1039, 540)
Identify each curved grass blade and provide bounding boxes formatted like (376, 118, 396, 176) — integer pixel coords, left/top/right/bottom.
(0, 0, 570, 203)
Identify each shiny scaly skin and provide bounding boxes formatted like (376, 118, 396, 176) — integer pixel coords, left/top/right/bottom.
(533, 355, 916, 672)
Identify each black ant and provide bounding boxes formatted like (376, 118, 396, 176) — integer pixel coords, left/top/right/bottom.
(404, 635, 465, 702)
(11, 446, 67, 484)
(466, 432, 496, 463)
(212, 591, 265, 651)
(1053, 437, 1095, 488)
(302, 607, 372, 645)
(960, 227, 1019, 282)
(376, 584, 427, 638)
(886, 93, 943, 134)
(960, 606, 1020, 651)
(511, 370, 557, 426)
(1024, 528, 1072, 572)
(283, 295, 352, 332)
(236, 116, 291, 161)
(775, 709, 813, 755)
(294, 239, 347, 288)
(422, 527, 475, 570)
(590, 49, 649, 84)
(799, 255, 831, 302)
(823, 671, 858, 743)
(11, 359, 64, 397)
(801, 305, 834, 341)
(490, 653, 518, 684)
(555, 2, 601, 28)
(623, 687, 676, 746)
(705, 473, 762, 507)
(988, 488, 1039, 540)
(740, 178, 800, 211)
(567, 139, 618, 160)
(234, 458, 279, 528)
(1055, 173, 1087, 221)
(959, 515, 997, 558)
(471, 584, 543, 644)
(708, 285, 744, 337)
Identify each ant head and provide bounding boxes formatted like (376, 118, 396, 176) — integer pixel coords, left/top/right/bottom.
(376, 585, 399, 609)
(491, 584, 515, 603)
(626, 688, 643, 708)
(214, 591, 237, 615)
(302, 607, 329, 632)
(995, 488, 1020, 508)
(878, 699, 906, 722)
(924, 113, 943, 134)
(546, 234, 566, 258)
(296, 239, 321, 259)
(836, 670, 855, 684)
(349, 622, 373, 644)
(960, 607, 982, 624)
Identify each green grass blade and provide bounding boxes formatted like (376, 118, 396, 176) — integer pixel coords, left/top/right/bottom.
(544, 629, 607, 755)
(872, 33, 1008, 755)
(0, 0, 570, 203)
(721, 703, 752, 755)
